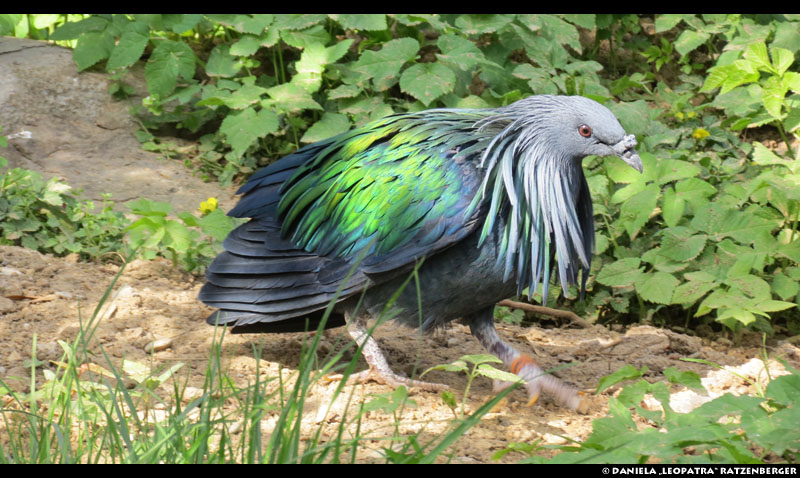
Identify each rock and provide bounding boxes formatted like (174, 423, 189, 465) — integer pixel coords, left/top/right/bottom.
(0, 37, 238, 215)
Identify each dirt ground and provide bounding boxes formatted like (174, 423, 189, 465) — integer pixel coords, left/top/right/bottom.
(2, 244, 798, 463)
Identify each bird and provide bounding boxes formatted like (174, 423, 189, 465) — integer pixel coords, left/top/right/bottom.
(199, 94, 642, 410)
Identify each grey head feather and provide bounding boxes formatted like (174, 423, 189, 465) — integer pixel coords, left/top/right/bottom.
(474, 95, 641, 302)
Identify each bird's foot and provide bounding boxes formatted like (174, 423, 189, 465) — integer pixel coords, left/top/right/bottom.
(327, 366, 448, 392)
(503, 354, 588, 413)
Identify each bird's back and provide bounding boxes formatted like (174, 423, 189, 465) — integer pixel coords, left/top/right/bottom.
(199, 108, 501, 331)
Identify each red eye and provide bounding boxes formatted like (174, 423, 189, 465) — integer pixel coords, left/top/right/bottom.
(578, 124, 592, 137)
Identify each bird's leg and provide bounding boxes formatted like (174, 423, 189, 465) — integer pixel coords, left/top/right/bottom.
(336, 313, 448, 392)
(465, 306, 585, 411)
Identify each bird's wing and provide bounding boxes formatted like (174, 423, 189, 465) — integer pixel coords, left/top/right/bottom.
(201, 110, 494, 325)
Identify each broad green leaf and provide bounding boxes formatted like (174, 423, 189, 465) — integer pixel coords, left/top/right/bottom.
(771, 273, 799, 300)
(636, 271, 680, 304)
(106, 29, 148, 71)
(230, 35, 264, 57)
(619, 184, 660, 239)
(280, 24, 330, 50)
(716, 307, 756, 326)
(661, 187, 685, 227)
(561, 14, 595, 30)
(596, 365, 647, 394)
(330, 14, 387, 31)
(146, 40, 195, 97)
(674, 29, 709, 57)
(291, 42, 328, 93)
(264, 83, 323, 113)
(220, 107, 279, 158)
(658, 227, 707, 262)
(762, 75, 788, 119)
(74, 31, 113, 71)
(272, 14, 326, 31)
(161, 14, 203, 34)
(215, 83, 268, 110)
(771, 47, 794, 76)
(353, 37, 420, 91)
(674, 178, 716, 210)
(164, 219, 191, 252)
(301, 113, 351, 144)
(671, 279, 716, 306)
(745, 42, 773, 73)
(197, 209, 234, 242)
(399, 63, 456, 106)
(656, 159, 701, 185)
(690, 204, 775, 244)
(607, 100, 651, 138)
(654, 14, 688, 33)
(437, 34, 485, 71)
(664, 367, 704, 391)
(51, 16, 108, 40)
(755, 299, 796, 313)
(206, 44, 241, 78)
(726, 274, 772, 301)
(539, 14, 582, 53)
(595, 257, 643, 288)
(454, 14, 514, 35)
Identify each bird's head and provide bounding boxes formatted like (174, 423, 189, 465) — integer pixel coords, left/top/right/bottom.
(481, 95, 643, 173)
(550, 95, 642, 172)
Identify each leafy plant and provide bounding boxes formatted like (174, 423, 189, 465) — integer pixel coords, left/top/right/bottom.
(125, 197, 237, 273)
(0, 162, 129, 261)
(512, 362, 800, 464)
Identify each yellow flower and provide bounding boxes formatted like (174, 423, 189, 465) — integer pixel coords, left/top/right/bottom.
(692, 128, 710, 140)
(199, 197, 218, 215)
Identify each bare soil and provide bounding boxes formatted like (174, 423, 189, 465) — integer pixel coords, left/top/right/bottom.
(1, 244, 798, 463)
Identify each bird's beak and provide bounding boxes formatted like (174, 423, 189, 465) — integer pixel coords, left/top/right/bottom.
(613, 134, 642, 173)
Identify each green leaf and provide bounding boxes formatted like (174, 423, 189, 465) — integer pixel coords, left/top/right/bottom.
(772, 273, 799, 300)
(771, 47, 795, 76)
(436, 34, 485, 71)
(745, 42, 774, 73)
(664, 367, 704, 391)
(330, 14, 387, 31)
(671, 279, 716, 306)
(619, 184, 660, 239)
(353, 37, 420, 91)
(661, 187, 685, 227)
(399, 63, 456, 106)
(656, 159, 701, 185)
(264, 83, 323, 113)
(74, 31, 113, 71)
(291, 42, 328, 93)
(145, 40, 195, 97)
(596, 257, 643, 288)
(219, 107, 279, 158)
(51, 16, 108, 40)
(197, 208, 234, 242)
(301, 113, 351, 144)
(636, 271, 680, 304)
(206, 44, 241, 78)
(674, 29, 709, 57)
(690, 204, 775, 244)
(454, 14, 514, 35)
(654, 14, 688, 33)
(106, 29, 149, 71)
(279, 24, 330, 50)
(597, 365, 647, 394)
(658, 227, 707, 262)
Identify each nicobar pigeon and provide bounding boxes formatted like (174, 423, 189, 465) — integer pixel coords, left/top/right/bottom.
(199, 95, 642, 410)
